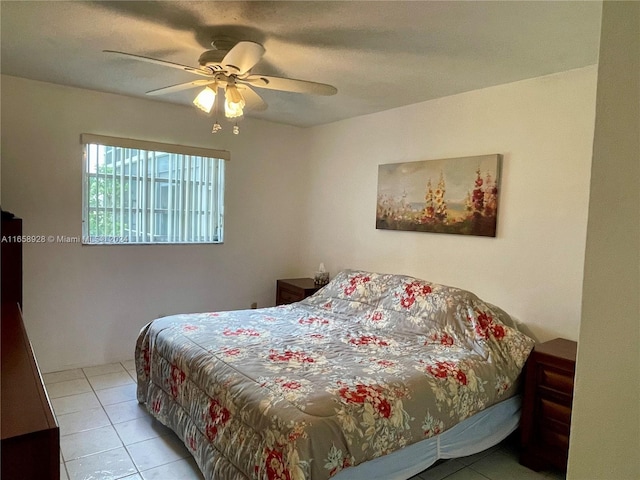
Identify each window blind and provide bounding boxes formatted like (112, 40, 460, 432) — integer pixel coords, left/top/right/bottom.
(81, 134, 227, 244)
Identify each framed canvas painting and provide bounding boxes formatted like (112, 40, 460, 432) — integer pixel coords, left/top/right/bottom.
(376, 154, 502, 237)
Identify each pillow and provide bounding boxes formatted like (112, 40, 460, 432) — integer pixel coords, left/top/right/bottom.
(305, 270, 518, 334)
(309, 270, 387, 305)
(302, 269, 534, 376)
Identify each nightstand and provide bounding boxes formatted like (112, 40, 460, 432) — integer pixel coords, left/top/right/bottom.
(276, 278, 321, 305)
(520, 338, 577, 472)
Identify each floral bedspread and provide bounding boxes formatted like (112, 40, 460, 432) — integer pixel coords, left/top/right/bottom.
(135, 270, 534, 480)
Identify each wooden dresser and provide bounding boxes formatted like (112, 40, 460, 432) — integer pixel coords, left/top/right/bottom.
(520, 337, 577, 472)
(1, 215, 60, 480)
(276, 278, 321, 305)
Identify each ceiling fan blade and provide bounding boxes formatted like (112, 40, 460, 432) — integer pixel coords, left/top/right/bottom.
(146, 79, 218, 96)
(242, 74, 337, 96)
(221, 41, 265, 75)
(104, 50, 212, 78)
(237, 85, 268, 112)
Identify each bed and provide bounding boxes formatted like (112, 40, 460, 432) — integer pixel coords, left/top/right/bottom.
(135, 270, 534, 480)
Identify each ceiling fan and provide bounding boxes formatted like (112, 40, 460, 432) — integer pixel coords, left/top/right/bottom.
(104, 40, 337, 133)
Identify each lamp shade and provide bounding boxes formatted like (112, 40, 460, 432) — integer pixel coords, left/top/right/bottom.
(193, 87, 216, 113)
(224, 84, 245, 119)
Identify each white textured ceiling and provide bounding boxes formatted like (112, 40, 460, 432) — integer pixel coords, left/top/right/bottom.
(1, 1, 602, 127)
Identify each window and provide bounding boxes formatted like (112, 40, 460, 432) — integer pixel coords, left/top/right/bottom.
(81, 134, 228, 244)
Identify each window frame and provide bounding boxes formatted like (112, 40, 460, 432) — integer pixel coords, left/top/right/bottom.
(80, 134, 228, 245)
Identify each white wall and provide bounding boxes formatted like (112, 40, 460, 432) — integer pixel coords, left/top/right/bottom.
(301, 66, 598, 343)
(568, 2, 640, 478)
(0, 76, 310, 372)
(1, 66, 599, 372)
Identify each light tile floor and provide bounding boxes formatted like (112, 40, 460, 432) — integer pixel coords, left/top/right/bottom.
(46, 361, 565, 480)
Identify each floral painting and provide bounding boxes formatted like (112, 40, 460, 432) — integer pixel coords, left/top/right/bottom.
(376, 154, 502, 237)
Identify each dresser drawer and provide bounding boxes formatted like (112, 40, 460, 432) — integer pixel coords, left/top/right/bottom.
(538, 365, 573, 395)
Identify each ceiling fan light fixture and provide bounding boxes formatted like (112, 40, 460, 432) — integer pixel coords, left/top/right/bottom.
(224, 84, 245, 119)
(193, 86, 216, 113)
(106, 41, 336, 126)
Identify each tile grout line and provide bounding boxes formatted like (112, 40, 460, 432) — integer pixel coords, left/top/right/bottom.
(60, 365, 113, 473)
(62, 361, 191, 480)
(109, 362, 147, 479)
(422, 459, 467, 480)
(85, 362, 141, 480)
(116, 363, 198, 479)
(61, 362, 142, 480)
(461, 466, 494, 480)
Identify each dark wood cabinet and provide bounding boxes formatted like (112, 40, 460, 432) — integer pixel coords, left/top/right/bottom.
(1, 215, 60, 480)
(276, 278, 321, 305)
(520, 338, 577, 472)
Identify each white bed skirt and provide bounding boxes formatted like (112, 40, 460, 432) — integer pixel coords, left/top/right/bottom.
(333, 395, 521, 480)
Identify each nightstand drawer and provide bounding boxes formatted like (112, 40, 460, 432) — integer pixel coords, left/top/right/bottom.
(539, 423, 570, 451)
(520, 338, 577, 472)
(278, 287, 303, 304)
(539, 397, 571, 426)
(276, 278, 321, 305)
(538, 366, 573, 395)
